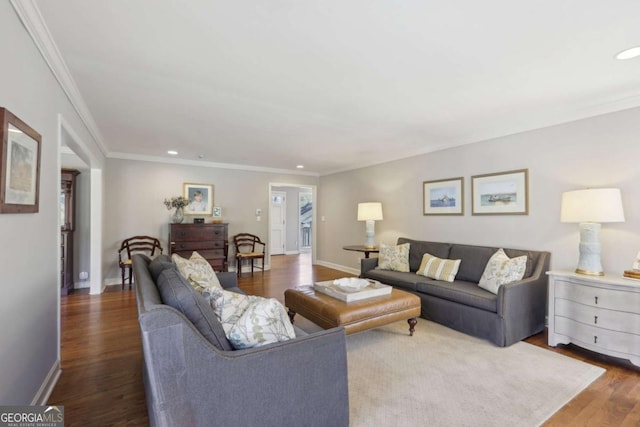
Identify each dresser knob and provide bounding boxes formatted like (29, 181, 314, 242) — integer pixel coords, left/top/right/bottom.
(594, 315, 598, 324)
(594, 336, 598, 344)
(594, 296, 598, 304)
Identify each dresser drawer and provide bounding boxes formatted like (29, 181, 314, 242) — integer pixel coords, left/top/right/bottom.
(172, 249, 225, 260)
(172, 240, 225, 252)
(555, 299, 640, 335)
(170, 224, 227, 241)
(556, 280, 640, 313)
(555, 316, 640, 357)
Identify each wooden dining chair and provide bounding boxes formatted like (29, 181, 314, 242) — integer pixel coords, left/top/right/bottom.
(118, 236, 163, 289)
(233, 233, 266, 277)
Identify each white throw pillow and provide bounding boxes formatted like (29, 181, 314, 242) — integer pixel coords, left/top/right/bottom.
(377, 243, 410, 272)
(172, 251, 222, 292)
(478, 249, 527, 294)
(205, 288, 296, 349)
(416, 253, 461, 283)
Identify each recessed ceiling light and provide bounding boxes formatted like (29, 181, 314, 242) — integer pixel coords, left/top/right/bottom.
(167, 150, 178, 155)
(296, 165, 304, 169)
(615, 46, 640, 60)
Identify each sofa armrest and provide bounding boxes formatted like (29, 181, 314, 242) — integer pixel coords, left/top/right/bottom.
(139, 309, 349, 427)
(496, 251, 550, 345)
(217, 272, 238, 289)
(360, 257, 379, 277)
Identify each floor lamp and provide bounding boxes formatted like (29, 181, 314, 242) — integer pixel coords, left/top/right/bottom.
(357, 202, 383, 249)
(561, 188, 625, 276)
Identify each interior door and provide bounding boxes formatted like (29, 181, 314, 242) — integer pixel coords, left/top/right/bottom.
(270, 191, 286, 255)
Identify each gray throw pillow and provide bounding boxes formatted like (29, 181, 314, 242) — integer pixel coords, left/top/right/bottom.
(148, 254, 175, 282)
(157, 268, 233, 351)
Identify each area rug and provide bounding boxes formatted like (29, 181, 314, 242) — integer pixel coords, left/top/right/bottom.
(345, 319, 605, 427)
(338, 319, 605, 427)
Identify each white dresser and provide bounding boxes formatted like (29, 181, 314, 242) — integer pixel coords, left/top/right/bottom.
(547, 271, 640, 366)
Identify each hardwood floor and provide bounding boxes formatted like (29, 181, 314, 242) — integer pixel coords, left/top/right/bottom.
(48, 253, 640, 426)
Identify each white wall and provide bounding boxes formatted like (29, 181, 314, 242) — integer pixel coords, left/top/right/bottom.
(319, 107, 640, 275)
(0, 3, 104, 404)
(103, 158, 318, 281)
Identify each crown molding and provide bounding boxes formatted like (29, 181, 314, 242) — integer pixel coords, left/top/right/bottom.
(107, 152, 320, 177)
(10, 0, 108, 157)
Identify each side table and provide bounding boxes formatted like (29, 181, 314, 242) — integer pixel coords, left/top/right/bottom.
(343, 245, 380, 259)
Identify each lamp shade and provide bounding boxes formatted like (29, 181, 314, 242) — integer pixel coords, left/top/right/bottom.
(357, 202, 383, 221)
(560, 188, 625, 223)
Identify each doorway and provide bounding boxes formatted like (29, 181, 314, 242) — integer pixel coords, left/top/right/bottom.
(268, 184, 317, 267)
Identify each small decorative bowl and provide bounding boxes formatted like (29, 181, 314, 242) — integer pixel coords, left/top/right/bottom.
(333, 277, 370, 292)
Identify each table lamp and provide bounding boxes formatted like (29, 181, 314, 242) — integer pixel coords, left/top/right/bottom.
(561, 188, 625, 275)
(357, 202, 383, 249)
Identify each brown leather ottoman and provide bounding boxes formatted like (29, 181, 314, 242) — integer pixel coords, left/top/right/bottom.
(284, 285, 421, 336)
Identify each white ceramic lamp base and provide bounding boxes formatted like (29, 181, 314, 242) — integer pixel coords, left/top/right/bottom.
(364, 220, 376, 249)
(576, 222, 604, 276)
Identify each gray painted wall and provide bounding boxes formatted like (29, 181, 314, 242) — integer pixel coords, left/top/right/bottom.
(103, 159, 318, 281)
(318, 107, 640, 275)
(0, 4, 104, 404)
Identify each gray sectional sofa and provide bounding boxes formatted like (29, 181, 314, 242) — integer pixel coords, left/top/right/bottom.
(361, 238, 550, 347)
(132, 254, 349, 427)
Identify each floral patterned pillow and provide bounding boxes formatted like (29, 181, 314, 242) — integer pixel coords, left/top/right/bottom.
(478, 249, 527, 294)
(377, 243, 410, 272)
(172, 251, 222, 292)
(205, 288, 296, 349)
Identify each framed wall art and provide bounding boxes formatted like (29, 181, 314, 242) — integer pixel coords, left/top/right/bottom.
(0, 108, 42, 213)
(423, 177, 464, 215)
(471, 169, 528, 215)
(183, 183, 214, 216)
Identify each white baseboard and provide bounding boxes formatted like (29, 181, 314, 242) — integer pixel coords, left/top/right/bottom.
(285, 250, 299, 255)
(32, 359, 61, 405)
(315, 260, 359, 276)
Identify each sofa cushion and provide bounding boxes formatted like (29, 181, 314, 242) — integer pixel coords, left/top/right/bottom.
(415, 279, 498, 313)
(377, 243, 410, 272)
(503, 249, 537, 279)
(363, 269, 420, 292)
(449, 244, 499, 283)
(157, 268, 233, 351)
(478, 249, 527, 294)
(148, 254, 175, 282)
(172, 251, 223, 292)
(398, 238, 451, 272)
(416, 253, 461, 282)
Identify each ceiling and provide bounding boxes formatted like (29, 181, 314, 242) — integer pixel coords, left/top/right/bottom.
(32, 0, 640, 175)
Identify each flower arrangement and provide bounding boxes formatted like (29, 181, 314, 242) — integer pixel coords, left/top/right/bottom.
(164, 196, 190, 210)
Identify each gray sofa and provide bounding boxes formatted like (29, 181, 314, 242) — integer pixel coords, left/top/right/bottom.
(361, 238, 550, 347)
(132, 254, 349, 427)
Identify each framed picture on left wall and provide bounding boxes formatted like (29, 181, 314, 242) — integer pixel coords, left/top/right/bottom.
(183, 183, 214, 216)
(0, 108, 42, 213)
(423, 177, 464, 215)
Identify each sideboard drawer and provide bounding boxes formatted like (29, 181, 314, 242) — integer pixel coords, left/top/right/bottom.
(556, 279, 640, 313)
(172, 240, 225, 252)
(171, 225, 227, 241)
(555, 298, 640, 335)
(555, 316, 640, 357)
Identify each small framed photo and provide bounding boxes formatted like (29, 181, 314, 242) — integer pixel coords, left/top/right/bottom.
(213, 206, 222, 218)
(471, 169, 528, 215)
(423, 177, 464, 215)
(183, 183, 213, 216)
(0, 108, 42, 213)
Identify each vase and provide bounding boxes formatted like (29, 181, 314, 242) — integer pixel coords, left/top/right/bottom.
(171, 207, 184, 224)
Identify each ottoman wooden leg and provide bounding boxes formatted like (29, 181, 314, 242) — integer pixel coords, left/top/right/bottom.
(288, 308, 296, 324)
(408, 318, 417, 336)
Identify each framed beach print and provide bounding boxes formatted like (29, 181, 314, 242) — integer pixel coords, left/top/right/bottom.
(471, 169, 528, 215)
(183, 183, 214, 216)
(423, 177, 464, 215)
(0, 108, 42, 213)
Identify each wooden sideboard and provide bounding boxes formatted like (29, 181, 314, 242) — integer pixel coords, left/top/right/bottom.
(169, 223, 228, 272)
(547, 270, 640, 366)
